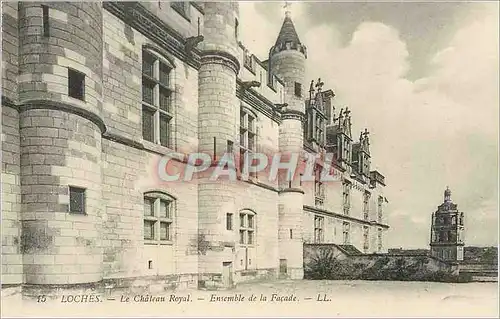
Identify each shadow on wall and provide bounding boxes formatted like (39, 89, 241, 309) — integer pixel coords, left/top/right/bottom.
(303, 244, 471, 283)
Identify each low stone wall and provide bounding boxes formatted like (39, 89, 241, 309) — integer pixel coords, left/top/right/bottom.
(4, 274, 198, 301)
(304, 244, 465, 282)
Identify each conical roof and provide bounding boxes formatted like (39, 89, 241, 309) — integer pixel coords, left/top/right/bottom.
(274, 15, 302, 47)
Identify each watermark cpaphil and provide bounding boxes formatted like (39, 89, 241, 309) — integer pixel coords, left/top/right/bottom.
(155, 150, 342, 184)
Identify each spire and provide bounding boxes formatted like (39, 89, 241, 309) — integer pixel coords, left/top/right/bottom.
(273, 2, 302, 49)
(444, 186, 452, 203)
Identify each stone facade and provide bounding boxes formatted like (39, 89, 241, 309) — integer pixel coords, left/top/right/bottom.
(1, 2, 390, 288)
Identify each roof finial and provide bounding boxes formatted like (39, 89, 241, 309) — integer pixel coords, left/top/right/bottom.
(284, 1, 292, 18)
(444, 186, 452, 203)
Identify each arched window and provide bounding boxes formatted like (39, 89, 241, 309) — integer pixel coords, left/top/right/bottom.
(142, 48, 174, 148)
(143, 192, 175, 243)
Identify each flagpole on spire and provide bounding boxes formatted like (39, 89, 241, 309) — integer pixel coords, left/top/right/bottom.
(284, 1, 292, 18)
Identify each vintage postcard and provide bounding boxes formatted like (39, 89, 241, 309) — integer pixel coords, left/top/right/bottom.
(1, 0, 498, 317)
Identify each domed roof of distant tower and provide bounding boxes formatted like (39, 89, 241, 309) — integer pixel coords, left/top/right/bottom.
(274, 14, 302, 47)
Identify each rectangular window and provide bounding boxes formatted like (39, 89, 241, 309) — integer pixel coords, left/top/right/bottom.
(294, 82, 302, 97)
(159, 222, 170, 240)
(142, 51, 155, 77)
(377, 228, 383, 252)
(226, 213, 233, 230)
(363, 192, 370, 220)
(343, 181, 351, 215)
(159, 199, 170, 218)
(378, 196, 383, 222)
(68, 68, 85, 101)
(159, 63, 171, 87)
(69, 186, 86, 214)
(142, 106, 155, 143)
(144, 196, 173, 242)
(314, 215, 324, 243)
(42, 5, 49, 37)
(239, 230, 245, 244)
(159, 87, 171, 112)
(142, 50, 173, 147)
(227, 140, 233, 153)
(144, 220, 155, 240)
(235, 18, 239, 39)
(363, 226, 369, 251)
(247, 215, 254, 228)
(144, 197, 155, 216)
(142, 78, 155, 105)
(159, 114, 170, 147)
(247, 231, 254, 245)
(343, 222, 350, 244)
(240, 213, 245, 227)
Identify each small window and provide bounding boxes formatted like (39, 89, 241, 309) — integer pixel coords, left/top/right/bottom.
(148, 260, 153, 269)
(227, 140, 233, 153)
(68, 68, 85, 101)
(226, 213, 233, 230)
(42, 5, 49, 37)
(289, 229, 293, 239)
(69, 186, 86, 214)
(294, 82, 302, 97)
(235, 18, 239, 39)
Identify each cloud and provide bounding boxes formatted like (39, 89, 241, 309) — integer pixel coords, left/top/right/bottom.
(239, 2, 499, 248)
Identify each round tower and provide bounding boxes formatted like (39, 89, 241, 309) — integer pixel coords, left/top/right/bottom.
(270, 9, 307, 280)
(197, 2, 240, 288)
(18, 2, 104, 285)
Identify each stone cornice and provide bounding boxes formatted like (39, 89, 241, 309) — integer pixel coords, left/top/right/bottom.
(17, 99, 107, 134)
(236, 78, 282, 124)
(1, 95, 18, 110)
(103, 2, 201, 70)
(200, 50, 240, 75)
(282, 109, 305, 122)
(279, 187, 305, 195)
(304, 205, 390, 229)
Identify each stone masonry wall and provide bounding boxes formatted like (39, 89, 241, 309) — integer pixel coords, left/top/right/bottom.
(100, 8, 199, 281)
(1, 2, 22, 285)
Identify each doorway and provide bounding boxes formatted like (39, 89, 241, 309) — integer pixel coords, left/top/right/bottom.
(222, 262, 233, 288)
(279, 259, 287, 277)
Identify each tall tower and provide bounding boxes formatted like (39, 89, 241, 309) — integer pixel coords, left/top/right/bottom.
(430, 187, 465, 261)
(270, 5, 307, 279)
(18, 2, 104, 284)
(197, 2, 240, 287)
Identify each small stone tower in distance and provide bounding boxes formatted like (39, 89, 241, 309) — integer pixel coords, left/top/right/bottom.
(270, 5, 307, 279)
(430, 187, 465, 261)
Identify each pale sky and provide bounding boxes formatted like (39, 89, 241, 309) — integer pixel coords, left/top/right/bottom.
(239, 1, 499, 249)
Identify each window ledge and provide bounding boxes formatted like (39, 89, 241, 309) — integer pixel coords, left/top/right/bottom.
(144, 240, 174, 245)
(142, 140, 185, 161)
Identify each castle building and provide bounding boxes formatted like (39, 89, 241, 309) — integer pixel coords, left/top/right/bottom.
(430, 187, 465, 261)
(1, 2, 389, 288)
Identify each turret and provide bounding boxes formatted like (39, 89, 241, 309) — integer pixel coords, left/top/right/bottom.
(197, 2, 241, 288)
(18, 2, 104, 285)
(270, 6, 306, 280)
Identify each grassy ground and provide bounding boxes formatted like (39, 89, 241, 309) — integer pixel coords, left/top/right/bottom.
(2, 279, 498, 317)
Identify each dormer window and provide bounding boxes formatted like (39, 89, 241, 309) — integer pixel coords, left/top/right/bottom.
(171, 2, 190, 20)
